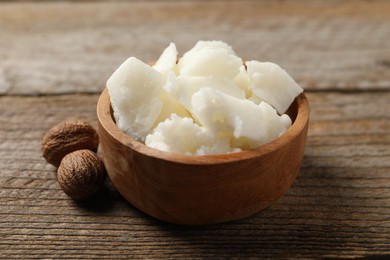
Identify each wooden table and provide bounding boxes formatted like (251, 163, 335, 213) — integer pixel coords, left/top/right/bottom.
(1, 0, 389, 258)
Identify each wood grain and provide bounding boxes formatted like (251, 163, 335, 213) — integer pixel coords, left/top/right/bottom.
(0, 91, 389, 258)
(1, 0, 390, 258)
(0, 0, 389, 95)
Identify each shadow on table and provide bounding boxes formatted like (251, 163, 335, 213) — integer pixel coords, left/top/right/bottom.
(72, 179, 124, 214)
(149, 152, 381, 258)
(153, 213, 326, 257)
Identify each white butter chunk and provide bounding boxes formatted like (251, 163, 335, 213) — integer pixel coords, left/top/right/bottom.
(145, 114, 234, 155)
(153, 42, 178, 76)
(246, 61, 303, 114)
(260, 101, 292, 141)
(106, 57, 165, 141)
(164, 74, 245, 113)
(191, 87, 266, 148)
(178, 41, 243, 80)
(191, 88, 291, 149)
(183, 40, 236, 55)
(154, 89, 191, 127)
(233, 65, 252, 98)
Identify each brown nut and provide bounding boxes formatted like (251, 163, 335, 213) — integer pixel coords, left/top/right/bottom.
(57, 149, 106, 200)
(41, 120, 99, 167)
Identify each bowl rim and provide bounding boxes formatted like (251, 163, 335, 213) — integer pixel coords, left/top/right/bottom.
(97, 88, 309, 165)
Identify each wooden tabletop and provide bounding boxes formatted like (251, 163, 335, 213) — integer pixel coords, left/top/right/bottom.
(1, 0, 389, 258)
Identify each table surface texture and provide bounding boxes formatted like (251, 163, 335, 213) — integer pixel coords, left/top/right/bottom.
(0, 0, 389, 258)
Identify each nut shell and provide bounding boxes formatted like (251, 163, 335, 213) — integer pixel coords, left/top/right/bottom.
(57, 149, 106, 200)
(42, 120, 99, 167)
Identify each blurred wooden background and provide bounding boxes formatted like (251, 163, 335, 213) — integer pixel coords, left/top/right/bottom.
(0, 0, 389, 258)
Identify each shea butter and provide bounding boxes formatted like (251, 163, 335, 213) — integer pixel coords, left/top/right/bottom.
(107, 41, 303, 155)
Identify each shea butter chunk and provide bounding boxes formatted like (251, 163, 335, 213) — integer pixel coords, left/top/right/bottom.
(246, 61, 303, 114)
(191, 88, 266, 148)
(191, 88, 291, 149)
(260, 101, 292, 141)
(154, 89, 191, 127)
(233, 65, 252, 98)
(153, 42, 178, 76)
(178, 41, 243, 80)
(165, 74, 245, 113)
(145, 114, 233, 155)
(107, 57, 165, 141)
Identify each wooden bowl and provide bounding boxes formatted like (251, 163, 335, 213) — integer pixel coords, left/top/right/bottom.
(97, 88, 309, 225)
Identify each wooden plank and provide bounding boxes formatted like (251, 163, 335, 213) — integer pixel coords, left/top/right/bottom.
(0, 91, 389, 258)
(0, 0, 389, 95)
